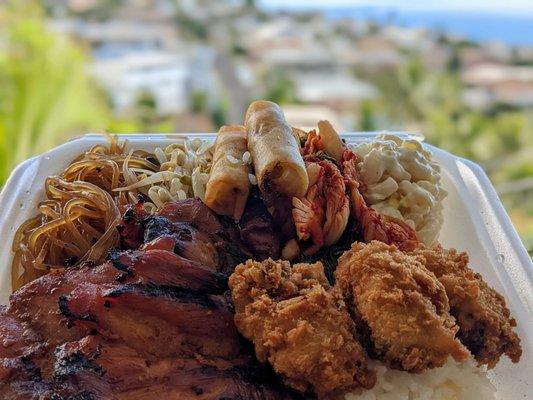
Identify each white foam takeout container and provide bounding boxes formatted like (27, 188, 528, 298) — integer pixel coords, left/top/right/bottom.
(0, 133, 531, 398)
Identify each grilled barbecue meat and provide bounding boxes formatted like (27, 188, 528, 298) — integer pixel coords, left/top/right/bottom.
(229, 258, 375, 398)
(8, 264, 117, 349)
(151, 199, 253, 271)
(260, 190, 296, 240)
(53, 335, 295, 400)
(2, 335, 295, 400)
(0, 376, 54, 400)
(412, 246, 522, 367)
(1, 199, 297, 399)
(0, 306, 46, 398)
(59, 283, 244, 361)
(0, 306, 41, 360)
(9, 248, 227, 352)
(118, 199, 251, 273)
(118, 198, 284, 274)
(3, 246, 234, 383)
(239, 188, 282, 260)
(2, 262, 293, 399)
(109, 249, 227, 293)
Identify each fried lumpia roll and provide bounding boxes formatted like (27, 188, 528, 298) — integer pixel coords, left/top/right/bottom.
(245, 101, 308, 199)
(205, 125, 251, 221)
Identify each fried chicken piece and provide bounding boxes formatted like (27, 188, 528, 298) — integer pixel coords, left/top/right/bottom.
(412, 246, 522, 368)
(336, 241, 470, 373)
(229, 258, 376, 398)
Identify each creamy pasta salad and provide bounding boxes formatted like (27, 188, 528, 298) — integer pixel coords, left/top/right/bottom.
(350, 134, 447, 245)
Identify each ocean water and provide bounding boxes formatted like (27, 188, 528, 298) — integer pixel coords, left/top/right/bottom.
(325, 8, 533, 47)
(261, 1, 533, 47)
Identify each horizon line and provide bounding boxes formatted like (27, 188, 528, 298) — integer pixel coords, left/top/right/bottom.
(258, 1, 533, 18)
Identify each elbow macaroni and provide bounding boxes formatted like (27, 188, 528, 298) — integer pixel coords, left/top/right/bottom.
(350, 134, 447, 245)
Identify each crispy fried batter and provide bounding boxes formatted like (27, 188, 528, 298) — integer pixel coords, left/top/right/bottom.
(412, 246, 522, 368)
(335, 241, 470, 373)
(229, 258, 376, 398)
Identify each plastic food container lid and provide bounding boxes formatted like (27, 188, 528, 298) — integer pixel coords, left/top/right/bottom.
(0, 133, 531, 399)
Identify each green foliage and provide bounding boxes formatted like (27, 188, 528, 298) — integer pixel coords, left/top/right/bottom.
(447, 47, 461, 73)
(361, 57, 532, 172)
(507, 163, 533, 181)
(71, 0, 125, 20)
(358, 100, 377, 131)
(108, 91, 175, 133)
(244, 0, 256, 9)
(0, 1, 109, 184)
(106, 118, 143, 134)
(135, 91, 159, 127)
(173, 5, 208, 41)
(264, 69, 297, 104)
(190, 90, 208, 113)
(211, 105, 227, 127)
(231, 43, 248, 56)
(136, 91, 157, 111)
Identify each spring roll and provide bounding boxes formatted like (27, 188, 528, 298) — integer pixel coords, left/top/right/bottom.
(204, 125, 251, 221)
(245, 101, 308, 199)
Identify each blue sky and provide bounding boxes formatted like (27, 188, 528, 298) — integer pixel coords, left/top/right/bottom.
(259, 0, 533, 17)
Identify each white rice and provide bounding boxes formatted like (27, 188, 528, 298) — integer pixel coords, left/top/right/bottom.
(344, 358, 496, 400)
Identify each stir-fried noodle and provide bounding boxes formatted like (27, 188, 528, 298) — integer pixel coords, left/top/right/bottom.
(11, 136, 212, 290)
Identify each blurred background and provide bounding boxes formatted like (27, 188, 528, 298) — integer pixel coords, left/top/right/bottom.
(0, 0, 532, 255)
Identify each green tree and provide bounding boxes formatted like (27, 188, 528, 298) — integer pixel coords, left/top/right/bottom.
(173, 4, 208, 41)
(211, 105, 227, 127)
(264, 69, 297, 104)
(190, 90, 208, 113)
(72, 0, 125, 20)
(358, 100, 377, 131)
(135, 90, 158, 127)
(447, 47, 461, 73)
(0, 1, 109, 184)
(107, 90, 175, 134)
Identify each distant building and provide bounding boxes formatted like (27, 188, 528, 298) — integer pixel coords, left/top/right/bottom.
(381, 26, 430, 49)
(283, 105, 345, 132)
(461, 87, 493, 110)
(461, 63, 533, 108)
(244, 16, 333, 73)
(458, 47, 495, 68)
(462, 63, 533, 86)
(293, 72, 377, 105)
(493, 81, 533, 108)
(179, 0, 245, 20)
(186, 47, 221, 109)
(48, 18, 179, 55)
(420, 43, 451, 71)
(50, 17, 233, 116)
(352, 36, 402, 68)
(90, 50, 192, 114)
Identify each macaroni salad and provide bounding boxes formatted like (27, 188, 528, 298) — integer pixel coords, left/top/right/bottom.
(351, 134, 447, 244)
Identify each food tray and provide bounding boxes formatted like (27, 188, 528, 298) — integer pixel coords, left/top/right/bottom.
(0, 133, 531, 399)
